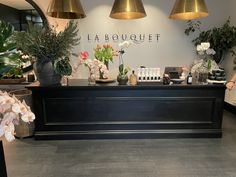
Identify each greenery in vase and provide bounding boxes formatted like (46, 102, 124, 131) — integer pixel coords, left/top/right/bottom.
(14, 21, 80, 76)
(0, 20, 27, 79)
(185, 18, 236, 70)
(94, 44, 118, 64)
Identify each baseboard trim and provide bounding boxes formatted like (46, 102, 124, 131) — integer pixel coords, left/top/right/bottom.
(34, 129, 222, 140)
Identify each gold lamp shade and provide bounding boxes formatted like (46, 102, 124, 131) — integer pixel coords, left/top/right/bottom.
(47, 0, 86, 19)
(110, 0, 147, 20)
(169, 0, 208, 20)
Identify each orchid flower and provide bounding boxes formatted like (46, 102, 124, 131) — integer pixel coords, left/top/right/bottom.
(118, 40, 133, 49)
(0, 90, 35, 142)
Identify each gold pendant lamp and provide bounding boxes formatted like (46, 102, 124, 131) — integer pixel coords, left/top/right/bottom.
(169, 0, 208, 20)
(110, 0, 147, 20)
(47, 0, 86, 19)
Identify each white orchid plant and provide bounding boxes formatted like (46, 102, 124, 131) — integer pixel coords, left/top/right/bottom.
(0, 91, 35, 142)
(117, 41, 133, 73)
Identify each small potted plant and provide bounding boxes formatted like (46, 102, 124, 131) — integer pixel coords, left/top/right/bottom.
(117, 64, 129, 85)
(14, 21, 79, 85)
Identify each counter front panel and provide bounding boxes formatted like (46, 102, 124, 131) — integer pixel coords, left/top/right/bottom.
(27, 80, 225, 139)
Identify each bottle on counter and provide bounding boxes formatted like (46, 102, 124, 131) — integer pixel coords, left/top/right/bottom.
(129, 70, 137, 86)
(187, 72, 193, 84)
(137, 68, 142, 82)
(163, 74, 170, 85)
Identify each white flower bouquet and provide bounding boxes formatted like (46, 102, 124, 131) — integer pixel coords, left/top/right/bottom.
(197, 42, 216, 59)
(0, 91, 35, 142)
(191, 42, 219, 73)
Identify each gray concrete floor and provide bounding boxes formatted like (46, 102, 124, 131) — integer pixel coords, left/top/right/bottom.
(2, 111, 236, 177)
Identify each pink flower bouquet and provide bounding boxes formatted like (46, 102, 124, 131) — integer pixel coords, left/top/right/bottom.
(74, 51, 109, 81)
(0, 91, 35, 142)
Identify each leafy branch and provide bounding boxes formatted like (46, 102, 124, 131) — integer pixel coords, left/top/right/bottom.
(184, 20, 202, 36)
(185, 17, 236, 69)
(14, 21, 80, 75)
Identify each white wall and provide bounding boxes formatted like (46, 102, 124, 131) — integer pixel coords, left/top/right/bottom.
(34, 0, 235, 90)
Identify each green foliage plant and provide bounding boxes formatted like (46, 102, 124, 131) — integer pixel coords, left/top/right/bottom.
(185, 18, 236, 70)
(0, 20, 26, 79)
(14, 21, 80, 76)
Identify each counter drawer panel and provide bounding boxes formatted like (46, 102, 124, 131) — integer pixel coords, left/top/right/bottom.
(43, 97, 216, 123)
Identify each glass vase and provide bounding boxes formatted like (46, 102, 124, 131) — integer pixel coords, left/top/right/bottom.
(88, 72, 96, 85)
(196, 61, 209, 84)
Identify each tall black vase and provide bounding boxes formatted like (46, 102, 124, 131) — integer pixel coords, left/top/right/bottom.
(0, 140, 7, 177)
(213, 50, 224, 64)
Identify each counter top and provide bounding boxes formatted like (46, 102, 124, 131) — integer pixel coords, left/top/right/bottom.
(26, 79, 226, 90)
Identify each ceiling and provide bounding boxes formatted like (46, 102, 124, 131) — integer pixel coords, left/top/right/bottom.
(0, 0, 33, 10)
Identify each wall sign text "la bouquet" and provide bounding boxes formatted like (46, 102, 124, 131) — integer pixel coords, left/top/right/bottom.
(87, 33, 160, 43)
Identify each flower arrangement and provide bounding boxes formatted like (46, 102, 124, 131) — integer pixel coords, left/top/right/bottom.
(94, 44, 118, 64)
(0, 91, 35, 142)
(197, 42, 216, 57)
(196, 42, 219, 71)
(185, 18, 236, 68)
(191, 42, 219, 76)
(14, 21, 79, 76)
(76, 51, 109, 83)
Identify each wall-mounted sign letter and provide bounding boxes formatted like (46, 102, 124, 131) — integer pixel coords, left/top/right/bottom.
(94, 34, 100, 42)
(156, 34, 160, 42)
(112, 34, 119, 42)
(130, 34, 137, 41)
(149, 34, 153, 42)
(105, 34, 109, 42)
(87, 34, 92, 42)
